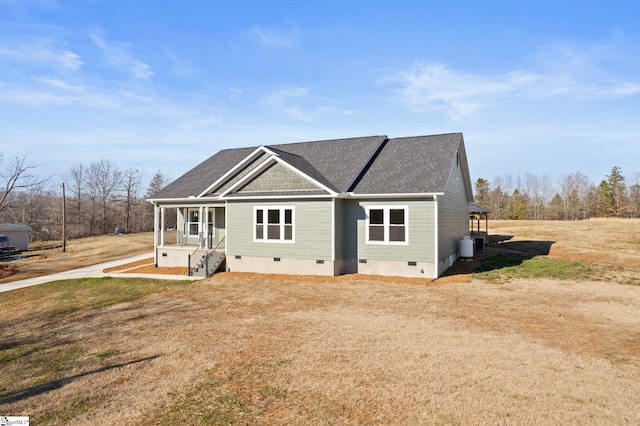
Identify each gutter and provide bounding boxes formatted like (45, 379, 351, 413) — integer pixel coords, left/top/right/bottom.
(339, 192, 443, 199)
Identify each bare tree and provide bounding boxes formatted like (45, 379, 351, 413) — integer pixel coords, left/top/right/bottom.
(63, 163, 88, 237)
(0, 153, 48, 214)
(122, 168, 142, 232)
(86, 159, 123, 234)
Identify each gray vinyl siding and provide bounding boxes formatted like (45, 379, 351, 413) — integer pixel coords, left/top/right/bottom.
(437, 154, 472, 263)
(334, 199, 344, 260)
(354, 199, 435, 262)
(339, 199, 361, 262)
(215, 207, 225, 244)
(227, 199, 333, 260)
(237, 162, 318, 193)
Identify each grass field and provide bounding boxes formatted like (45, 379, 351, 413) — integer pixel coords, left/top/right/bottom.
(0, 232, 153, 282)
(1, 219, 640, 425)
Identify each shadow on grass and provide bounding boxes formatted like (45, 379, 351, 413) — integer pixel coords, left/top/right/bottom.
(439, 235, 556, 278)
(0, 355, 160, 404)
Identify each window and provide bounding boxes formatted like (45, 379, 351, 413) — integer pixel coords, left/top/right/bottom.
(187, 209, 199, 236)
(366, 206, 408, 244)
(255, 207, 294, 242)
(186, 208, 214, 239)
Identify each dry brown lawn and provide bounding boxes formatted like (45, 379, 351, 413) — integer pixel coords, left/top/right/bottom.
(0, 233, 153, 282)
(1, 219, 640, 425)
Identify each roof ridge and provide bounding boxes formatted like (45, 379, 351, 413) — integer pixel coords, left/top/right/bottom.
(387, 132, 462, 141)
(271, 134, 387, 148)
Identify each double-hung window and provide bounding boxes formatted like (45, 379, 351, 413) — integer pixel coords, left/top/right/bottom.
(186, 209, 199, 237)
(366, 206, 408, 244)
(255, 207, 294, 242)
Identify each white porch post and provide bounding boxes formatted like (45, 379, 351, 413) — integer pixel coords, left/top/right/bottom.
(153, 202, 159, 266)
(198, 206, 204, 247)
(176, 208, 180, 244)
(204, 206, 210, 248)
(160, 207, 165, 246)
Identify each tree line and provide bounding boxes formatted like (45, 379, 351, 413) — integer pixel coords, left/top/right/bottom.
(2, 153, 639, 243)
(475, 166, 640, 220)
(0, 154, 174, 242)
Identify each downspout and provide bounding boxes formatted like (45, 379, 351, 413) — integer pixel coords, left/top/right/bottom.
(331, 198, 336, 273)
(433, 195, 439, 278)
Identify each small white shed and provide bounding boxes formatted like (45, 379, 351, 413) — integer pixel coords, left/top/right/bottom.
(0, 223, 32, 250)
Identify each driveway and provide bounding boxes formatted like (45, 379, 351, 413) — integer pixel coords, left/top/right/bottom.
(0, 252, 202, 293)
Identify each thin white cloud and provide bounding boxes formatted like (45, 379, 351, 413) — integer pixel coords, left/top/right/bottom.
(162, 46, 193, 76)
(245, 24, 297, 49)
(228, 88, 243, 100)
(264, 85, 333, 122)
(0, 0, 58, 11)
(380, 35, 640, 119)
(380, 63, 540, 119)
(0, 38, 82, 69)
(91, 32, 153, 80)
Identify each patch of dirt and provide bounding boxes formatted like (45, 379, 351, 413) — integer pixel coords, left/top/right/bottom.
(103, 258, 153, 273)
(126, 264, 189, 275)
(0, 263, 20, 279)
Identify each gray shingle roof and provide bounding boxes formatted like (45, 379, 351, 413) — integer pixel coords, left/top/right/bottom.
(351, 133, 463, 194)
(150, 136, 386, 199)
(0, 223, 32, 231)
(150, 147, 256, 199)
(268, 136, 386, 193)
(148, 133, 468, 200)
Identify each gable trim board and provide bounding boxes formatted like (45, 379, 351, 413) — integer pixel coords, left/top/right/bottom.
(219, 154, 337, 198)
(148, 133, 474, 278)
(198, 147, 268, 197)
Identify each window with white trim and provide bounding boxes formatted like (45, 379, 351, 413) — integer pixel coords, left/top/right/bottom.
(186, 208, 199, 237)
(366, 206, 408, 244)
(255, 207, 294, 242)
(185, 208, 214, 238)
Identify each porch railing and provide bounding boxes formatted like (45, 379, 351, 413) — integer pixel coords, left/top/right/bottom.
(188, 236, 226, 277)
(177, 230, 214, 248)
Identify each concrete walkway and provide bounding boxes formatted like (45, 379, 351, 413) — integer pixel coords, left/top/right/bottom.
(0, 252, 202, 293)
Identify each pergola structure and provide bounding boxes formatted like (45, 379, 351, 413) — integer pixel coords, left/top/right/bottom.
(469, 202, 490, 237)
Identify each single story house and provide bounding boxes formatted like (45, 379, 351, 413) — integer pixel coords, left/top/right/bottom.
(147, 133, 475, 278)
(0, 223, 32, 251)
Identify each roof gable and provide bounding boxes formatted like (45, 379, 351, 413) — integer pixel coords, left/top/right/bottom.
(220, 155, 334, 198)
(235, 162, 320, 193)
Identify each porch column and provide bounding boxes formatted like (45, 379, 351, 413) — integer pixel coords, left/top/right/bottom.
(198, 206, 204, 247)
(204, 206, 210, 248)
(153, 203, 159, 266)
(176, 208, 180, 244)
(160, 207, 165, 246)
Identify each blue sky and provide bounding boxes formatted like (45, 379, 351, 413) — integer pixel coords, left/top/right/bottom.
(1, 0, 639, 191)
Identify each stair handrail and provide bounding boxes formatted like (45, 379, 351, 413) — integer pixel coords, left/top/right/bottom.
(188, 236, 225, 277)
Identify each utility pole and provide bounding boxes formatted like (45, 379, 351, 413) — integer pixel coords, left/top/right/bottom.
(61, 182, 66, 253)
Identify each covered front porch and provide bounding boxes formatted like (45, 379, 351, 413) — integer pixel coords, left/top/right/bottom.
(152, 202, 226, 275)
